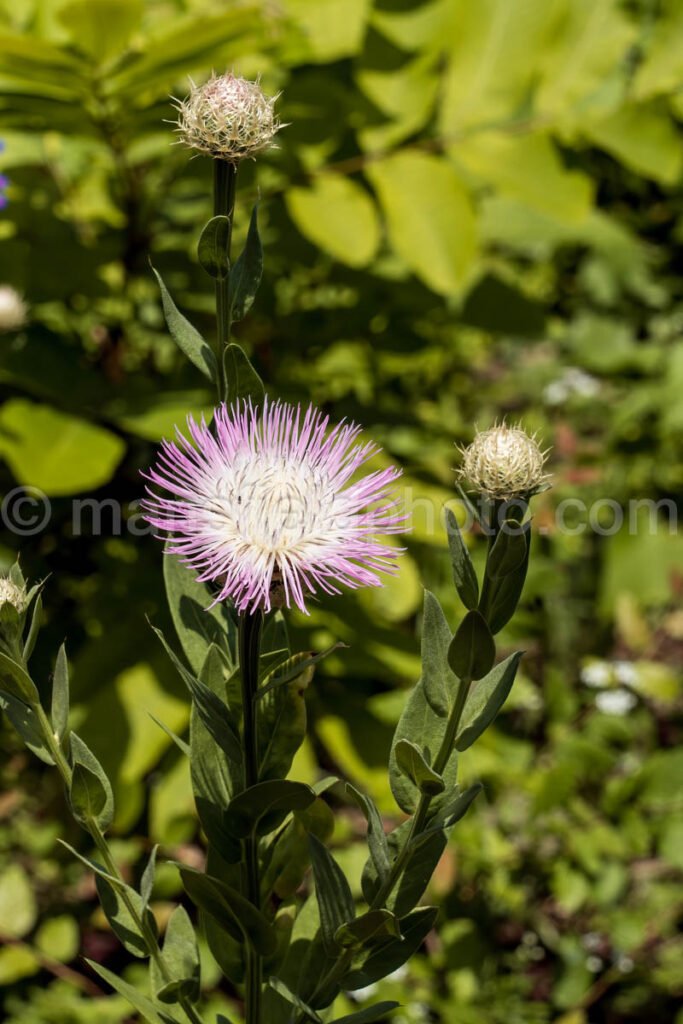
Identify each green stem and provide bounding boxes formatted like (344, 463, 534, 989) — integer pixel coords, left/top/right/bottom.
(294, 677, 474, 1024)
(238, 610, 264, 1024)
(213, 159, 237, 400)
(34, 704, 205, 1024)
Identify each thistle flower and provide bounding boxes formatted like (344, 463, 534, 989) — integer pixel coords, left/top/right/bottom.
(174, 72, 281, 163)
(143, 399, 404, 614)
(0, 285, 27, 332)
(458, 423, 550, 500)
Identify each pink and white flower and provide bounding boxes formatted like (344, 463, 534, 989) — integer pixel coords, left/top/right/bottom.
(143, 399, 404, 614)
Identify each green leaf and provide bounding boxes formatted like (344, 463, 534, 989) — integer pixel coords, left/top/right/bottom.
(22, 592, 42, 662)
(0, 650, 39, 705)
(140, 845, 158, 911)
(69, 732, 114, 832)
(0, 863, 37, 938)
(389, 679, 459, 815)
(151, 265, 217, 383)
(86, 960, 179, 1024)
(229, 204, 263, 321)
(366, 150, 478, 296)
(309, 835, 356, 953)
(224, 343, 265, 408)
(58, 0, 143, 63)
(394, 738, 445, 796)
(447, 610, 495, 681)
(198, 215, 231, 280)
(179, 867, 277, 956)
(51, 642, 69, 742)
(149, 714, 190, 757)
(346, 784, 391, 891)
(0, 691, 53, 765)
(344, 907, 437, 990)
(268, 976, 322, 1023)
(95, 874, 155, 958)
(258, 645, 343, 697)
(421, 590, 455, 717)
(434, 782, 484, 828)
(455, 652, 523, 751)
(286, 174, 380, 268)
(226, 780, 316, 838)
(0, 399, 125, 496)
(155, 905, 200, 1004)
(362, 816, 448, 917)
(257, 651, 313, 782)
(152, 626, 241, 766)
(445, 508, 479, 610)
(486, 525, 528, 579)
(58, 839, 123, 887)
(330, 1002, 401, 1024)
(485, 533, 531, 634)
(163, 554, 237, 676)
(335, 909, 400, 948)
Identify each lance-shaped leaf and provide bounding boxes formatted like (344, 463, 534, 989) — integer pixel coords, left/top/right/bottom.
(486, 523, 528, 579)
(224, 343, 265, 407)
(257, 654, 313, 782)
(258, 644, 345, 698)
(268, 976, 322, 1023)
(335, 909, 400, 948)
(447, 610, 495, 681)
(163, 554, 237, 676)
(154, 905, 201, 1004)
(152, 626, 241, 766)
(360, 817, 448, 918)
(346, 784, 391, 891)
(86, 960, 179, 1024)
(394, 738, 445, 796)
(51, 642, 69, 742)
(225, 780, 316, 837)
(149, 714, 190, 757)
(0, 691, 53, 765)
(344, 907, 438, 990)
(309, 835, 355, 953)
(96, 874, 155, 958)
(198, 215, 230, 280)
(69, 732, 114, 832)
(140, 845, 158, 912)
(150, 264, 217, 382)
(23, 592, 42, 662)
(229, 204, 263, 321)
(455, 652, 523, 750)
(445, 507, 479, 609)
(0, 651, 39, 705)
(486, 534, 532, 634)
(389, 678, 459, 815)
(179, 866, 277, 956)
(421, 590, 455, 717)
(58, 840, 122, 887)
(330, 1003, 401, 1024)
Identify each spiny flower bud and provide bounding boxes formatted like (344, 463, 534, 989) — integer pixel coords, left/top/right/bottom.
(174, 72, 281, 163)
(0, 576, 26, 612)
(458, 423, 550, 500)
(0, 285, 27, 332)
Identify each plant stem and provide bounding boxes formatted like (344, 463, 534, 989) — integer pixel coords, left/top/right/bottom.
(213, 159, 237, 399)
(238, 609, 264, 1024)
(34, 704, 205, 1024)
(293, 676, 474, 1024)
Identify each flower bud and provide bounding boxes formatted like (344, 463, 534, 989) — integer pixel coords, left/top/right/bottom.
(174, 72, 281, 163)
(458, 424, 550, 500)
(0, 285, 27, 332)
(0, 575, 27, 657)
(0, 576, 26, 613)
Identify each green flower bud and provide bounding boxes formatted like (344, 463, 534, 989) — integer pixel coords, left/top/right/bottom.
(458, 424, 550, 500)
(174, 72, 282, 163)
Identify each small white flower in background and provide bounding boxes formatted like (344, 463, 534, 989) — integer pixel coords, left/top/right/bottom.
(174, 72, 282, 162)
(0, 576, 26, 612)
(595, 689, 638, 716)
(580, 660, 612, 689)
(613, 660, 639, 686)
(0, 285, 27, 332)
(458, 423, 550, 501)
(544, 367, 601, 406)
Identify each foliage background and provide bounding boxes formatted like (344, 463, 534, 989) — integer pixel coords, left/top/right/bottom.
(0, 0, 682, 1021)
